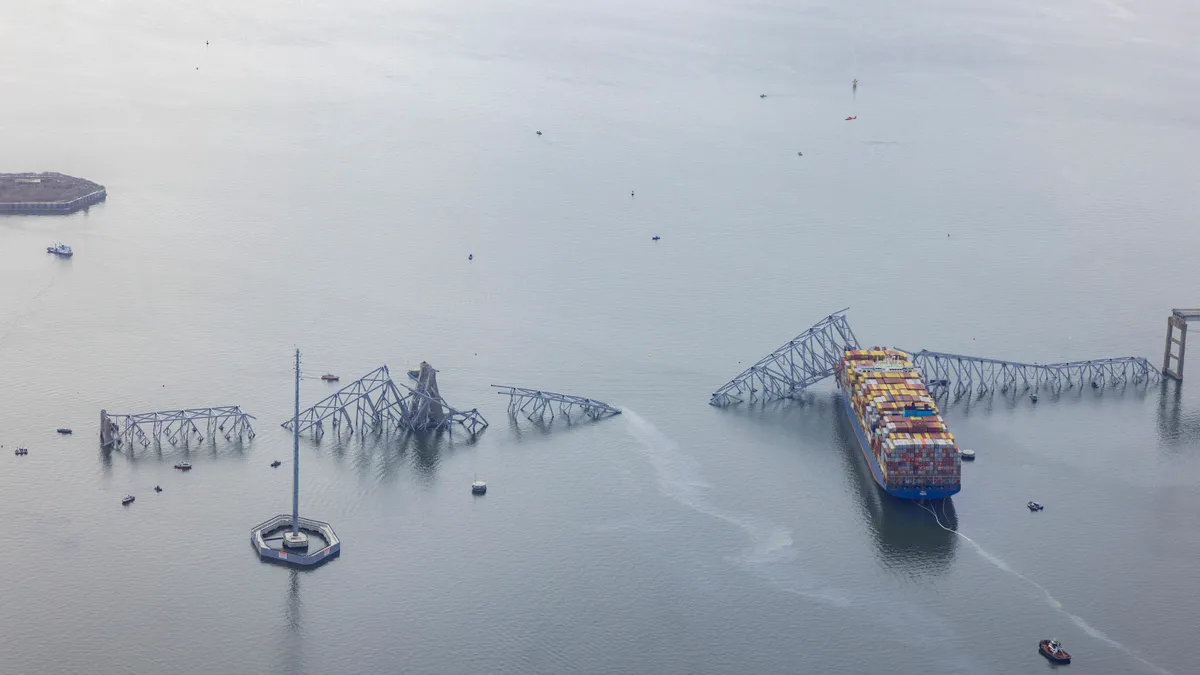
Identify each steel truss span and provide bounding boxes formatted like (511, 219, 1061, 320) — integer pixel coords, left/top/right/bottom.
(710, 309, 1161, 405)
(493, 386, 621, 421)
(710, 308, 860, 405)
(102, 406, 256, 448)
(907, 350, 1161, 398)
(282, 365, 487, 436)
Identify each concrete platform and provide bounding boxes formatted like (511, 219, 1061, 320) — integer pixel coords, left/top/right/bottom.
(0, 172, 106, 214)
(251, 514, 340, 567)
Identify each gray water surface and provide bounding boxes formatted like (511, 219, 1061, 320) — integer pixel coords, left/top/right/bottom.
(1, 0, 1198, 673)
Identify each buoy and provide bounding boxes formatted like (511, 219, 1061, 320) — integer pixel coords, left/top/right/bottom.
(468, 254, 473, 260)
(631, 190, 635, 196)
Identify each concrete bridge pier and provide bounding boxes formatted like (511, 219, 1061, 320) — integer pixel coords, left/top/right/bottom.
(1163, 309, 1200, 380)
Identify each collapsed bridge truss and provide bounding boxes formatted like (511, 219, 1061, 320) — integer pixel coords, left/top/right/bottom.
(101, 406, 256, 448)
(709, 309, 860, 406)
(493, 386, 621, 422)
(282, 365, 487, 436)
(711, 310, 1161, 405)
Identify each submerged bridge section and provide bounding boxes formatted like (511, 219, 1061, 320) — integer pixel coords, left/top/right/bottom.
(711, 309, 1161, 405)
(282, 364, 487, 436)
(907, 351, 1161, 398)
(101, 406, 256, 449)
(710, 309, 859, 406)
(493, 386, 622, 422)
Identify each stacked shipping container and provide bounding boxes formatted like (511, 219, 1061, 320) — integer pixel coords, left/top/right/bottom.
(836, 348, 962, 498)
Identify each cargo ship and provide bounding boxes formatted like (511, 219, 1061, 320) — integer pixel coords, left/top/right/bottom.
(835, 348, 961, 500)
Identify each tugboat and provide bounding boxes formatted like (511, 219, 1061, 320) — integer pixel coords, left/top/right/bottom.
(471, 476, 487, 495)
(1039, 638, 1071, 664)
(122, 495, 135, 505)
(46, 243, 73, 257)
(1028, 501, 1044, 511)
(56, 428, 73, 434)
(270, 460, 282, 468)
(174, 462, 192, 471)
(321, 373, 339, 382)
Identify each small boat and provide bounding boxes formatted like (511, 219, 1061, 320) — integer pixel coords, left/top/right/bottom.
(14, 447, 28, 456)
(154, 486, 162, 493)
(760, 93, 767, 98)
(845, 115, 857, 121)
(1030, 393, 1039, 403)
(468, 254, 474, 261)
(47, 243, 73, 257)
(271, 460, 282, 468)
(472, 476, 487, 495)
(960, 448, 976, 461)
(1028, 501, 1043, 511)
(174, 462, 192, 471)
(321, 373, 339, 382)
(652, 235, 661, 241)
(56, 428, 73, 434)
(1039, 639, 1071, 664)
(122, 495, 135, 505)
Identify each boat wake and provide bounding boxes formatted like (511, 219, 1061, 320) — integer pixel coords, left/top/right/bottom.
(621, 409, 850, 607)
(0, 274, 57, 343)
(919, 503, 1175, 675)
(622, 410, 999, 670)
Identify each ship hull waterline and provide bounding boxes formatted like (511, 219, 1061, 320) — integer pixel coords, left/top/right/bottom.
(839, 391, 960, 501)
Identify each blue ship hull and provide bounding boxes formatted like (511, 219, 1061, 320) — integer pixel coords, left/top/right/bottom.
(839, 391, 959, 501)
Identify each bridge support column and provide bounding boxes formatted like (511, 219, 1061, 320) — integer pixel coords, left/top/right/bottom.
(1164, 315, 1187, 380)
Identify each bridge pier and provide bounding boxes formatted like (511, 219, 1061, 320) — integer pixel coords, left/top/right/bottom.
(1163, 309, 1200, 381)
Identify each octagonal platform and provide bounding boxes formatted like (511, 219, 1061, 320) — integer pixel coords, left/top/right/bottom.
(251, 514, 340, 567)
(0, 173, 106, 214)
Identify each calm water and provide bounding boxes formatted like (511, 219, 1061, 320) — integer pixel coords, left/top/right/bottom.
(2, 0, 1199, 672)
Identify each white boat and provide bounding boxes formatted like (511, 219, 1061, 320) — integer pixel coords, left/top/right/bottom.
(122, 495, 135, 505)
(959, 448, 975, 460)
(47, 243, 73, 257)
